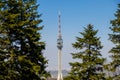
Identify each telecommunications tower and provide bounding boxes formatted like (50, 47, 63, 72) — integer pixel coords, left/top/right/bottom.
(57, 12, 63, 80)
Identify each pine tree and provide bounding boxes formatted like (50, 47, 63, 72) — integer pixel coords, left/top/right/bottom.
(67, 24, 106, 80)
(108, 4, 120, 79)
(0, 0, 49, 79)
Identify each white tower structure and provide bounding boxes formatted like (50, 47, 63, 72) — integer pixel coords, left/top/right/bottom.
(57, 12, 63, 80)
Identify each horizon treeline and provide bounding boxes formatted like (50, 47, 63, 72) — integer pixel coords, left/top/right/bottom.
(0, 0, 120, 80)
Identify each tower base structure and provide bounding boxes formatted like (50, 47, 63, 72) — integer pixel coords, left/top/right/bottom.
(57, 73, 63, 80)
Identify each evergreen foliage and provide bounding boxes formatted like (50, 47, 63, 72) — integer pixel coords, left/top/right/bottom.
(0, 0, 49, 79)
(67, 24, 106, 80)
(108, 4, 120, 79)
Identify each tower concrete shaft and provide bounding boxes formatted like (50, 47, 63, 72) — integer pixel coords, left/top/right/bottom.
(57, 50, 63, 80)
(57, 11, 63, 80)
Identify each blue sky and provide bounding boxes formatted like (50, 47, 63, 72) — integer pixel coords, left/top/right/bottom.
(38, 0, 120, 70)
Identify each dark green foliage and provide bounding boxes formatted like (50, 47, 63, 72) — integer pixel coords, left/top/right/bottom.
(108, 4, 120, 79)
(67, 24, 106, 80)
(0, 0, 49, 79)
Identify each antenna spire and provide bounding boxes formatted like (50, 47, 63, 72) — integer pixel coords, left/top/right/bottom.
(58, 11, 62, 38)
